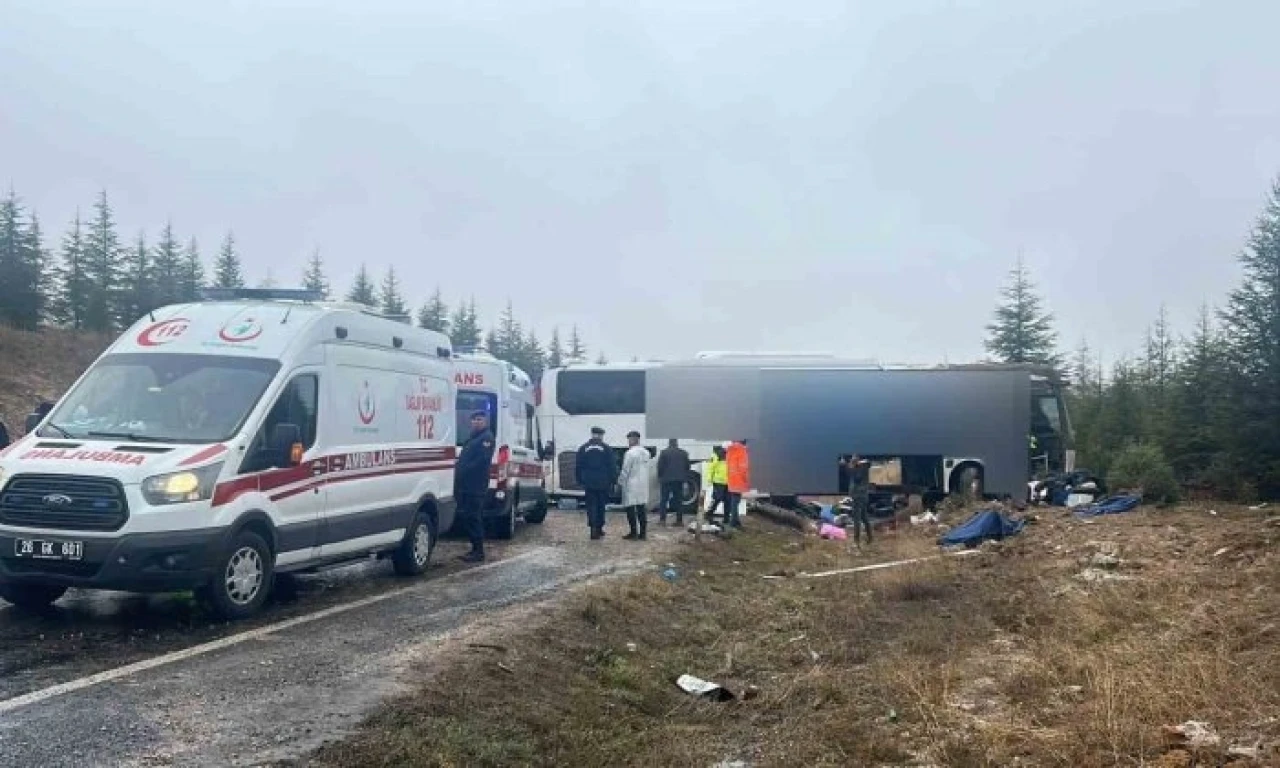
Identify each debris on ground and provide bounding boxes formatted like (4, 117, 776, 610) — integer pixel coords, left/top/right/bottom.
(661, 565, 680, 582)
(675, 674, 735, 701)
(818, 523, 847, 540)
(937, 509, 1024, 548)
(1074, 493, 1143, 518)
(1161, 720, 1222, 749)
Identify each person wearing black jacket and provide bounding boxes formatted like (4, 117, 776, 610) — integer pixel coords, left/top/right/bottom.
(0, 419, 9, 450)
(454, 411, 496, 562)
(575, 426, 618, 540)
(657, 439, 690, 526)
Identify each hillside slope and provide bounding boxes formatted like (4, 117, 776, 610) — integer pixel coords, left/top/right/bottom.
(0, 326, 110, 436)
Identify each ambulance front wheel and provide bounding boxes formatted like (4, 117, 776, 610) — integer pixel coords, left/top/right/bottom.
(203, 530, 274, 621)
(393, 510, 437, 576)
(0, 583, 67, 612)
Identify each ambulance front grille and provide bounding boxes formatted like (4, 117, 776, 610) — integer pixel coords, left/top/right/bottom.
(0, 474, 130, 532)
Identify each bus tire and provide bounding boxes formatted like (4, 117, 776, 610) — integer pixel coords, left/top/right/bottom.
(681, 472, 702, 511)
(954, 466, 984, 500)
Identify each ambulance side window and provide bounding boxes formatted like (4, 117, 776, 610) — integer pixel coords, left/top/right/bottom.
(241, 375, 319, 474)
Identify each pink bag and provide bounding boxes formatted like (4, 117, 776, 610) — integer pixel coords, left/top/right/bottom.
(819, 523, 847, 541)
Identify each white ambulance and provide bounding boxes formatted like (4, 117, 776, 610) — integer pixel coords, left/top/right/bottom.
(452, 351, 548, 538)
(0, 289, 457, 619)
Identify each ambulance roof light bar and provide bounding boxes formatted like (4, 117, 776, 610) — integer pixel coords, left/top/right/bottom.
(199, 287, 326, 303)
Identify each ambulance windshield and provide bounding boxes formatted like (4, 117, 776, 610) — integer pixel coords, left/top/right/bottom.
(41, 353, 281, 444)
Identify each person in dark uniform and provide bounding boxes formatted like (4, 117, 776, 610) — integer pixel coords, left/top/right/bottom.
(0, 419, 9, 450)
(576, 426, 618, 541)
(454, 411, 496, 563)
(847, 454, 873, 545)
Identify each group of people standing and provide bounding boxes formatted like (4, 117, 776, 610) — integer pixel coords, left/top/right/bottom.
(575, 428, 751, 540)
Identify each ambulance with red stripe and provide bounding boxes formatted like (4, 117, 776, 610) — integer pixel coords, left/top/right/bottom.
(452, 350, 548, 539)
(0, 289, 457, 619)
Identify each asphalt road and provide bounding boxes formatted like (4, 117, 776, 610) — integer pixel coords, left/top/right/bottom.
(0, 509, 673, 766)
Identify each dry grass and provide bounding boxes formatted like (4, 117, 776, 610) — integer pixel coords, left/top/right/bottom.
(296, 506, 1280, 768)
(0, 326, 109, 434)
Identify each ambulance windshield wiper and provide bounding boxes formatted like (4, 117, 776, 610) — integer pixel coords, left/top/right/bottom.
(86, 431, 167, 443)
(41, 422, 74, 439)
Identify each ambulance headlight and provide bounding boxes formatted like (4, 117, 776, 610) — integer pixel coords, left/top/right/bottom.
(142, 464, 223, 505)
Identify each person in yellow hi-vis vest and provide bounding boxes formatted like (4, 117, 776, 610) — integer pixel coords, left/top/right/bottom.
(703, 445, 729, 522)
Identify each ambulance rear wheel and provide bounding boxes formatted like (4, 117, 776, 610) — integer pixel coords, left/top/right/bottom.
(524, 495, 549, 525)
(487, 495, 517, 540)
(0, 583, 67, 611)
(393, 510, 436, 576)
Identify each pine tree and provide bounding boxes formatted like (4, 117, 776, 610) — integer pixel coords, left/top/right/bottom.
(483, 328, 499, 355)
(120, 232, 156, 324)
(1220, 176, 1280, 497)
(213, 231, 245, 289)
(379, 267, 408, 316)
(0, 191, 44, 330)
(547, 327, 565, 369)
(1142, 304, 1176, 393)
(984, 257, 1060, 367)
(302, 250, 329, 298)
(449, 297, 482, 348)
(345, 264, 377, 306)
(83, 190, 122, 332)
(568, 325, 587, 361)
(416, 287, 449, 334)
(151, 223, 183, 308)
(179, 237, 205, 302)
(1167, 304, 1229, 485)
(521, 328, 546, 378)
(54, 212, 88, 328)
(595, 351, 609, 365)
(491, 300, 522, 359)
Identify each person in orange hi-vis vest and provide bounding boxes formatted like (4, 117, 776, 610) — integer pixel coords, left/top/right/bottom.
(725, 439, 750, 528)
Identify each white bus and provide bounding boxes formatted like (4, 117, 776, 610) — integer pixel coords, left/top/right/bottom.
(537, 362, 718, 509)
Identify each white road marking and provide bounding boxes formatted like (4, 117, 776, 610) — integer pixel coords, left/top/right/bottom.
(797, 549, 983, 579)
(0, 549, 546, 716)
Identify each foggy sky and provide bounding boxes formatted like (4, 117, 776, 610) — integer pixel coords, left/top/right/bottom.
(4, 0, 1279, 366)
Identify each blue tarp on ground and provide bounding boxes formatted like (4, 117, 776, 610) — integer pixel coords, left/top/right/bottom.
(1073, 493, 1142, 518)
(938, 509, 1025, 548)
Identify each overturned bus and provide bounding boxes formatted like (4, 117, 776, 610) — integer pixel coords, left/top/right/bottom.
(644, 356, 1072, 504)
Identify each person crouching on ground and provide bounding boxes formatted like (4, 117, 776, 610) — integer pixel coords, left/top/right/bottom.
(454, 411, 496, 563)
(619, 430, 651, 540)
(576, 426, 618, 540)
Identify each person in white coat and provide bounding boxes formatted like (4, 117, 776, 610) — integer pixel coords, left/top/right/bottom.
(619, 430, 651, 540)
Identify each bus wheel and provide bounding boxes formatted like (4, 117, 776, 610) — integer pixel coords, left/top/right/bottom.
(681, 473, 702, 510)
(955, 466, 984, 500)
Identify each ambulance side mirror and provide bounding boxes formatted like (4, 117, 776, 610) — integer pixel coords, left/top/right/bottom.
(271, 423, 303, 467)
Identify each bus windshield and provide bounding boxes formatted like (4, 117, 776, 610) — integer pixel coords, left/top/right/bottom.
(554, 369, 646, 415)
(41, 353, 280, 444)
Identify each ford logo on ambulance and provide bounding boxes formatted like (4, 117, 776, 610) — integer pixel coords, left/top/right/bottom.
(42, 494, 74, 508)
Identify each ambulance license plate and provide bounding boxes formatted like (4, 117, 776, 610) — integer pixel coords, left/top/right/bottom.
(14, 538, 84, 561)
